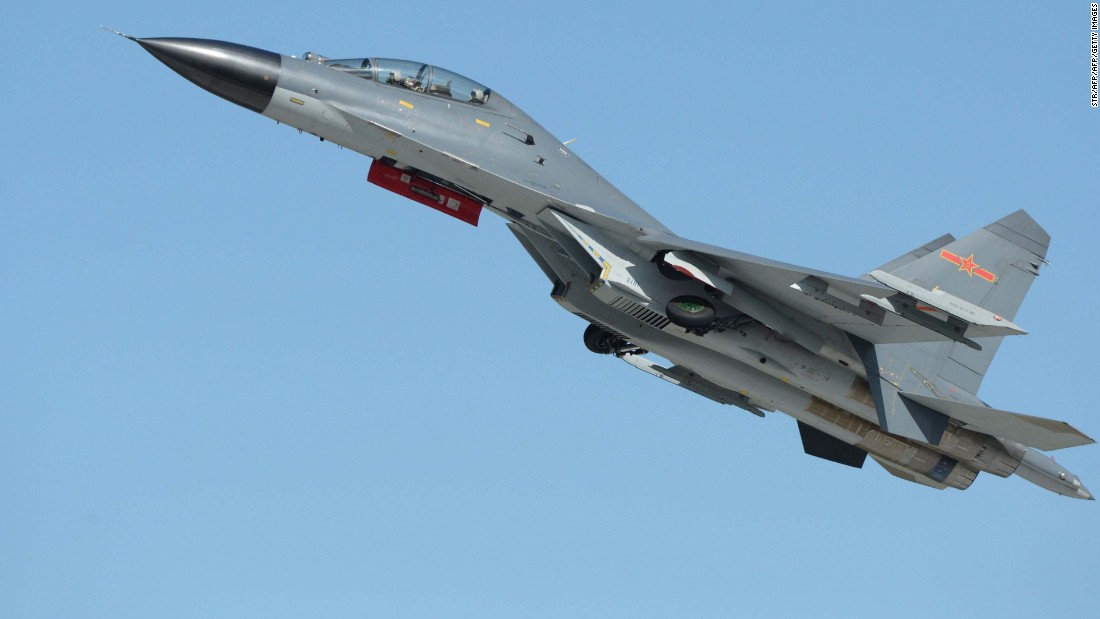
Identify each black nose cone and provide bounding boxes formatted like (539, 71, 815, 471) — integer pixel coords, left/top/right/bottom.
(137, 37, 281, 113)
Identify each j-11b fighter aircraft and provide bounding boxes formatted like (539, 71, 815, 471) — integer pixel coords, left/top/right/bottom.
(112, 32, 1095, 500)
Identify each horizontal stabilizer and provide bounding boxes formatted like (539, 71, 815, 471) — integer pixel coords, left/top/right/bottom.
(797, 422, 867, 468)
(870, 455, 948, 490)
(899, 393, 1095, 451)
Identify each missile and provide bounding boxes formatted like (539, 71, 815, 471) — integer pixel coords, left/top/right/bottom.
(1012, 446, 1094, 500)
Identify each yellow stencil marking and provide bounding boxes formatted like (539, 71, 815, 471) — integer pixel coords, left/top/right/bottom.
(289, 97, 305, 105)
(475, 119, 490, 127)
(385, 149, 398, 157)
(399, 100, 414, 109)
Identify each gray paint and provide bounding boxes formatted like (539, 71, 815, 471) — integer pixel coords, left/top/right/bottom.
(119, 35, 1094, 500)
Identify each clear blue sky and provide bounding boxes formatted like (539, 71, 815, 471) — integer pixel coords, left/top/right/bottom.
(3, 2, 1098, 617)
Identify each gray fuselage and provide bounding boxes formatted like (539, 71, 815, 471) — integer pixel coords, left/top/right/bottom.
(120, 35, 1093, 500)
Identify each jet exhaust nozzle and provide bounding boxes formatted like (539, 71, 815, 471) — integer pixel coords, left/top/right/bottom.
(135, 37, 281, 113)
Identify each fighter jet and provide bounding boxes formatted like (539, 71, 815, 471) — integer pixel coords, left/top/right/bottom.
(111, 31, 1094, 499)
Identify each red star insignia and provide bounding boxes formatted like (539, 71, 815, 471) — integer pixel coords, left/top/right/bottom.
(957, 254, 978, 277)
(938, 249, 998, 282)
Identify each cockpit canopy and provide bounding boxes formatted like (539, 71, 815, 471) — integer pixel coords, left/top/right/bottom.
(303, 52, 490, 105)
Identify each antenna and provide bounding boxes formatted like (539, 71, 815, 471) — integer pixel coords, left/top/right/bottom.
(100, 26, 137, 41)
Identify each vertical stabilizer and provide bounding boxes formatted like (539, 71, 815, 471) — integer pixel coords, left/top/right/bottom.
(877, 210, 1049, 395)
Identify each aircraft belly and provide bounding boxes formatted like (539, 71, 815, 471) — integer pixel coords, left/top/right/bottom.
(664, 322, 881, 425)
(528, 221, 886, 427)
(510, 223, 1028, 487)
(561, 281, 866, 435)
(551, 274, 1003, 489)
(586, 295, 979, 488)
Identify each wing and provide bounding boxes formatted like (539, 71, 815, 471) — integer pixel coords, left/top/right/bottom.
(637, 231, 1023, 350)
